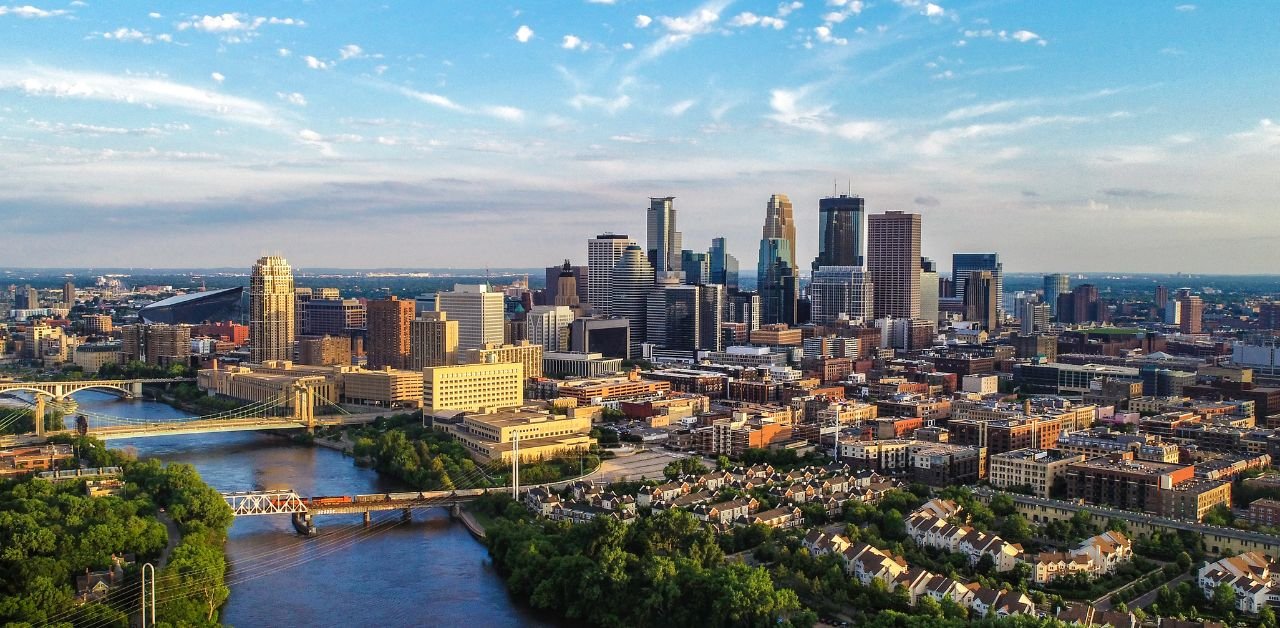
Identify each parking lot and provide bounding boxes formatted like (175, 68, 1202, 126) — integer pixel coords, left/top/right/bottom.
(593, 449, 715, 484)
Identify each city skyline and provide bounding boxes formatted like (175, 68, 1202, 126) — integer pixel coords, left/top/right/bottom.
(1, 2, 1278, 273)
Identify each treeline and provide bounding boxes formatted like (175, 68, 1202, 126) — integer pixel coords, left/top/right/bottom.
(486, 506, 811, 627)
(0, 436, 233, 627)
(0, 408, 64, 436)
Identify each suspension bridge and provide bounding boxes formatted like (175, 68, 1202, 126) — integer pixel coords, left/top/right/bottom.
(0, 379, 380, 444)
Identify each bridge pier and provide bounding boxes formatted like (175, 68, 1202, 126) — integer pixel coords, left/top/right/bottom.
(291, 513, 317, 536)
(401, 508, 412, 522)
(129, 381, 143, 399)
(34, 396, 45, 438)
(363, 511, 371, 527)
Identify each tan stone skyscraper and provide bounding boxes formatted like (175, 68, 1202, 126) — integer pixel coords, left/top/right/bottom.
(250, 255, 295, 362)
(762, 193, 797, 268)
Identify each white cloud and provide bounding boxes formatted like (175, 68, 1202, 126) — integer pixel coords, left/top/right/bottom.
(402, 88, 465, 112)
(211, 72, 225, 83)
(1230, 119, 1280, 151)
(0, 5, 68, 18)
(667, 99, 696, 116)
(919, 115, 1087, 155)
(586, 0, 616, 3)
(304, 56, 332, 70)
(814, 25, 847, 45)
(514, 25, 534, 43)
(622, 42, 634, 50)
(569, 93, 631, 114)
(277, 91, 307, 106)
(638, 0, 731, 62)
(562, 34, 585, 50)
(924, 3, 945, 17)
(483, 105, 526, 122)
(148, 12, 160, 18)
(1010, 30, 1040, 43)
(277, 47, 292, 57)
(0, 66, 280, 126)
(1174, 4, 1196, 11)
(768, 85, 887, 141)
(399, 86, 525, 121)
(964, 27, 1047, 46)
(634, 14, 652, 28)
(778, 2, 803, 17)
(730, 12, 786, 29)
(338, 44, 364, 60)
(942, 99, 1031, 121)
(177, 13, 305, 41)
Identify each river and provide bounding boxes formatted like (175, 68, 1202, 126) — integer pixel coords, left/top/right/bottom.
(63, 391, 558, 628)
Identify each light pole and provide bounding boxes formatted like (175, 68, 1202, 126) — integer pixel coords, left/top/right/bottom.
(140, 562, 156, 627)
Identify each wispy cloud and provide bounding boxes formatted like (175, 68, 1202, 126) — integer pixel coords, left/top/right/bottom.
(277, 91, 307, 106)
(398, 86, 525, 122)
(0, 5, 68, 18)
(919, 115, 1088, 155)
(0, 66, 280, 126)
(636, 0, 731, 63)
(768, 84, 890, 141)
(1174, 4, 1196, 12)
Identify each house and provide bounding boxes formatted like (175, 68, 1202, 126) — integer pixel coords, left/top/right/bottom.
(598, 492, 636, 512)
(1075, 530, 1133, 575)
(524, 487, 561, 516)
(76, 556, 127, 603)
(893, 568, 935, 605)
(1056, 604, 1139, 627)
(923, 573, 975, 606)
(1031, 552, 1096, 585)
(1197, 552, 1280, 614)
(637, 481, 689, 507)
(803, 530, 853, 558)
(842, 543, 909, 585)
(746, 506, 802, 529)
(916, 498, 963, 519)
(1032, 531, 1132, 584)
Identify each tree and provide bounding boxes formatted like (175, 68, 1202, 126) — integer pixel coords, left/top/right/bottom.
(1212, 581, 1236, 616)
(916, 595, 944, 617)
(999, 513, 1033, 544)
(990, 493, 1016, 517)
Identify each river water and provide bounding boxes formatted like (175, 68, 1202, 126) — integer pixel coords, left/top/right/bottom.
(63, 391, 557, 628)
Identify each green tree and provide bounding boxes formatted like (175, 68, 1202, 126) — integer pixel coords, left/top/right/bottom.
(1212, 581, 1236, 616)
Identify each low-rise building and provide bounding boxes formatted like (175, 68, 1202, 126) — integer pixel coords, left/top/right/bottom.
(430, 405, 594, 464)
(987, 448, 1084, 498)
(343, 367, 424, 407)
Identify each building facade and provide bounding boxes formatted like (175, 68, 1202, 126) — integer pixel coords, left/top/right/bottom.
(249, 256, 295, 362)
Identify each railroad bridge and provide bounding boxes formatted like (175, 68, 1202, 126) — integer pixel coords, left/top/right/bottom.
(222, 488, 490, 535)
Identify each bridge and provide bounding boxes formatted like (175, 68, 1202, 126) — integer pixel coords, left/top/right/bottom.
(223, 488, 490, 535)
(0, 378, 193, 401)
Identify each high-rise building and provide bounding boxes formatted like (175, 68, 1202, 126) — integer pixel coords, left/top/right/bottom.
(920, 257, 939, 323)
(953, 253, 1003, 316)
(1043, 274, 1071, 319)
(647, 283, 700, 351)
(680, 250, 710, 286)
(587, 233, 634, 315)
(422, 362, 524, 412)
(409, 311, 459, 369)
(963, 271, 999, 331)
(1260, 301, 1280, 330)
(305, 298, 366, 336)
(610, 244, 655, 356)
(62, 281, 75, 309)
(813, 194, 867, 271)
(121, 324, 192, 366)
(461, 341, 544, 379)
(569, 317, 631, 359)
(810, 266, 874, 326)
(294, 287, 313, 337)
(526, 305, 574, 351)
(758, 193, 799, 326)
(1154, 285, 1169, 320)
(729, 291, 762, 331)
(15, 285, 37, 310)
(544, 262, 588, 307)
(867, 211, 922, 319)
(249, 255, 295, 363)
(436, 284, 505, 351)
(1176, 289, 1204, 334)
(1020, 300, 1050, 335)
(366, 296, 415, 369)
(709, 237, 739, 290)
(646, 196, 683, 275)
(83, 314, 113, 335)
(700, 284, 725, 353)
(298, 335, 352, 366)
(1057, 284, 1109, 325)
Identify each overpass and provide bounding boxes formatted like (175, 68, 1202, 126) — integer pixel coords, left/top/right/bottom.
(223, 488, 490, 535)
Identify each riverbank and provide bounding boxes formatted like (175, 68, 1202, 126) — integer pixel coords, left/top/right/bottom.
(457, 507, 489, 539)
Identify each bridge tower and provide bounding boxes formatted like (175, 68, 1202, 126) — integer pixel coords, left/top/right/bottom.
(129, 380, 143, 399)
(291, 382, 315, 432)
(34, 396, 45, 438)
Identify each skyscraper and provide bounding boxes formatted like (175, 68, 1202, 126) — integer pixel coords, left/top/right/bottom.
(953, 253, 1003, 316)
(552, 260, 582, 307)
(436, 284, 505, 351)
(1043, 274, 1071, 319)
(544, 262, 587, 307)
(813, 194, 867, 271)
(810, 266, 874, 326)
(1176, 288, 1204, 334)
(526, 305, 574, 351)
(1057, 284, 1109, 324)
(758, 194, 799, 326)
(1020, 300, 1050, 335)
(610, 244, 655, 355)
(587, 233, 634, 315)
(680, 250, 710, 285)
(646, 197, 682, 275)
(920, 257, 939, 323)
(700, 284, 725, 352)
(709, 237, 739, 290)
(366, 296, 415, 369)
(249, 255, 295, 363)
(1154, 284, 1169, 320)
(962, 271, 999, 331)
(867, 211, 921, 319)
(62, 281, 75, 309)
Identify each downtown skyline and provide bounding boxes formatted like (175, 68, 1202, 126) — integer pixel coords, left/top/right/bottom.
(1, 1, 1278, 273)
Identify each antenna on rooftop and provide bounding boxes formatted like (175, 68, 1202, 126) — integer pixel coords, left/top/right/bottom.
(833, 179, 838, 196)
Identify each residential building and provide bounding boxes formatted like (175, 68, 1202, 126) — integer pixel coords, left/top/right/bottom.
(708, 237, 739, 290)
(297, 335, 352, 366)
(988, 449, 1084, 498)
(810, 266, 874, 326)
(121, 323, 191, 366)
(920, 257, 939, 323)
(437, 284, 505, 351)
(867, 211, 921, 319)
(1198, 552, 1280, 614)
(366, 296, 414, 369)
(409, 311, 459, 369)
(526, 305, 574, 351)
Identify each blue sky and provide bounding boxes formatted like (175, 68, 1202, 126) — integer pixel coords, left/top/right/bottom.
(0, 1, 1277, 273)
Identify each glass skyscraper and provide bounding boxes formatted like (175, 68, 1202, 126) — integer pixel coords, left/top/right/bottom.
(952, 253, 1004, 316)
(813, 194, 867, 271)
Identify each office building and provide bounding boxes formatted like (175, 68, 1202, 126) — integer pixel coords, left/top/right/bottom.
(867, 211, 922, 319)
(431, 406, 594, 464)
(611, 244, 655, 355)
(1056, 284, 1109, 325)
(461, 341, 544, 379)
(569, 317, 631, 359)
(813, 194, 867, 271)
(1258, 301, 1280, 330)
(366, 296, 415, 369)
(543, 351, 624, 378)
(1154, 285, 1170, 320)
(436, 284, 505, 351)
(920, 258, 938, 323)
(1044, 274, 1070, 318)
(409, 311, 459, 369)
(62, 281, 75, 309)
(700, 284, 726, 352)
(422, 362, 524, 413)
(709, 237, 739, 290)
(953, 253, 1003, 316)
(297, 335, 352, 366)
(647, 283, 702, 352)
(963, 270, 999, 331)
(249, 256, 295, 363)
(1021, 300, 1050, 335)
(294, 287, 314, 337)
(758, 194, 799, 326)
(647, 196, 683, 275)
(587, 233, 635, 315)
(543, 261, 588, 308)
(526, 305, 574, 352)
(305, 298, 365, 336)
(809, 266, 874, 326)
(1175, 289, 1204, 334)
(344, 367, 424, 408)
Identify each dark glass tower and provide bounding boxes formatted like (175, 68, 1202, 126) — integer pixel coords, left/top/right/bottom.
(813, 195, 866, 271)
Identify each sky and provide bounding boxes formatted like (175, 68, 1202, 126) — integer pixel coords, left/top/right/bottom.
(0, 1, 1278, 274)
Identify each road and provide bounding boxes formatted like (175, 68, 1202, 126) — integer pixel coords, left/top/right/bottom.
(1124, 572, 1193, 610)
